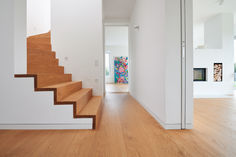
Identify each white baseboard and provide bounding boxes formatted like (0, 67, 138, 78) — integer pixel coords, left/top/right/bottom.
(164, 123, 193, 130)
(186, 123, 193, 129)
(164, 123, 181, 130)
(130, 94, 193, 130)
(143, 105, 193, 130)
(0, 123, 92, 130)
(194, 94, 233, 98)
(140, 103, 166, 129)
(141, 104, 185, 130)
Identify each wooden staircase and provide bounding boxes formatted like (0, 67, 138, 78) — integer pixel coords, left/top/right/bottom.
(15, 32, 103, 129)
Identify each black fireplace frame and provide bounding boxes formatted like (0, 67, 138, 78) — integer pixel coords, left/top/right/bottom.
(194, 68, 207, 82)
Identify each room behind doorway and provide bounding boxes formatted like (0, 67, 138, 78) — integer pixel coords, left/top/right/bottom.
(105, 26, 129, 93)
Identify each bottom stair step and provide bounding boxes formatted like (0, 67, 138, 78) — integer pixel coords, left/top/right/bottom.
(76, 96, 103, 130)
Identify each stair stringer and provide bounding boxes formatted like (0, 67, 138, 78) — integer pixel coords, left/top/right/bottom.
(14, 74, 100, 129)
(0, 77, 92, 129)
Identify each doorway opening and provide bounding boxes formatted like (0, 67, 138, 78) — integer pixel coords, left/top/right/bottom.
(104, 26, 129, 93)
(193, 0, 236, 98)
(234, 39, 236, 88)
(190, 1, 236, 149)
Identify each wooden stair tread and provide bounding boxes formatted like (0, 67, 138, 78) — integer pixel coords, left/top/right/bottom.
(28, 42, 51, 46)
(28, 32, 50, 39)
(27, 48, 54, 53)
(77, 96, 102, 116)
(28, 52, 55, 57)
(37, 73, 71, 76)
(42, 81, 83, 101)
(43, 81, 82, 89)
(37, 73, 72, 79)
(62, 88, 92, 102)
(28, 65, 64, 69)
(29, 65, 63, 68)
(28, 36, 50, 39)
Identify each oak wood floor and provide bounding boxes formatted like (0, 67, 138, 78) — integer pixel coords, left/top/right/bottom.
(0, 93, 235, 157)
(106, 84, 128, 93)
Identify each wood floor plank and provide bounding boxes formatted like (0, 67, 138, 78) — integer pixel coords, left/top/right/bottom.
(0, 93, 235, 157)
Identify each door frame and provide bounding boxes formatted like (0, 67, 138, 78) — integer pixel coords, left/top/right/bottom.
(180, 0, 187, 129)
(103, 23, 131, 94)
(180, 0, 194, 129)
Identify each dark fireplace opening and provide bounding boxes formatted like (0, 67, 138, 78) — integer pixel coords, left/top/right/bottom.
(194, 68, 207, 81)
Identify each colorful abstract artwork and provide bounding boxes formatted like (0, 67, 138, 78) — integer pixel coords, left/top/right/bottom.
(214, 63, 223, 82)
(114, 56, 128, 84)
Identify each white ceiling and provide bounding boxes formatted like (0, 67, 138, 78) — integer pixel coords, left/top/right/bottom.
(193, 0, 236, 24)
(103, 0, 136, 21)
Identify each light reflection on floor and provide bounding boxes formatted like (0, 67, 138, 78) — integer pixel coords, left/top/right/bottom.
(105, 83, 128, 93)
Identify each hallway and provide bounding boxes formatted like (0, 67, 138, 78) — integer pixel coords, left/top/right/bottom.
(0, 93, 235, 157)
(106, 84, 128, 93)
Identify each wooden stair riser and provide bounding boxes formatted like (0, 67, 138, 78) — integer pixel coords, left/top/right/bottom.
(28, 32, 51, 39)
(28, 53, 56, 61)
(27, 42, 52, 51)
(95, 100, 103, 129)
(27, 66, 64, 74)
(76, 89, 92, 113)
(76, 96, 103, 129)
(28, 50, 55, 57)
(56, 82, 83, 101)
(27, 58, 59, 66)
(27, 38, 51, 44)
(37, 74, 72, 88)
(27, 49, 55, 56)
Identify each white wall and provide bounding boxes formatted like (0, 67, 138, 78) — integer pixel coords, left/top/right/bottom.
(194, 13, 234, 97)
(204, 14, 223, 49)
(186, 0, 194, 128)
(105, 26, 129, 83)
(234, 14, 236, 36)
(27, 0, 51, 37)
(15, 0, 51, 74)
(164, 0, 182, 128)
(165, 0, 193, 129)
(14, 0, 27, 74)
(105, 26, 129, 46)
(130, 0, 193, 129)
(130, 0, 167, 127)
(51, 0, 104, 96)
(0, 0, 93, 129)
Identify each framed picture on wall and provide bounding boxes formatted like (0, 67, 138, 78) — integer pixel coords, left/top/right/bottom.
(214, 63, 223, 82)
